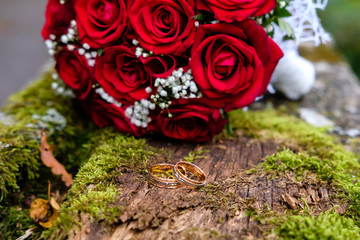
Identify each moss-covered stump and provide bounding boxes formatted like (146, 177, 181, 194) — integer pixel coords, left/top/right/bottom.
(2, 60, 360, 240)
(66, 137, 349, 240)
(67, 138, 279, 239)
(61, 107, 360, 240)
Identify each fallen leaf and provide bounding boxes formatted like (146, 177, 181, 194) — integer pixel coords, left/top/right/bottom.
(39, 130, 73, 186)
(29, 182, 61, 228)
(39, 209, 59, 228)
(30, 199, 50, 223)
(50, 197, 61, 211)
(29, 198, 60, 228)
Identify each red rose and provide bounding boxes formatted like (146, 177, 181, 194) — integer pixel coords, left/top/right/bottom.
(143, 54, 189, 78)
(84, 98, 147, 137)
(190, 20, 283, 111)
(55, 49, 93, 99)
(42, 0, 75, 40)
(95, 45, 152, 104)
(197, 0, 277, 22)
(129, 0, 196, 55)
(156, 100, 227, 142)
(74, 0, 128, 48)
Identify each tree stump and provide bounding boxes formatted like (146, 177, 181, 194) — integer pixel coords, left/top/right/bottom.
(69, 137, 345, 240)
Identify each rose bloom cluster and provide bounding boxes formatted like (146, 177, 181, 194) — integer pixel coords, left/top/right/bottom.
(42, 0, 283, 142)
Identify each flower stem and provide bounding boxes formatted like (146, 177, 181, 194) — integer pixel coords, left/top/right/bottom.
(223, 111, 234, 136)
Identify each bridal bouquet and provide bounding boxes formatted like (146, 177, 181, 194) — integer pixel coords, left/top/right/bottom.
(42, 0, 285, 142)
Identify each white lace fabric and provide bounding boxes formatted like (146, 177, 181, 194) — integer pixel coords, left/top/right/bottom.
(273, 0, 331, 51)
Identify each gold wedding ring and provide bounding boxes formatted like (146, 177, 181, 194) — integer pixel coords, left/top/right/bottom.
(147, 163, 184, 188)
(173, 161, 206, 189)
(147, 162, 207, 189)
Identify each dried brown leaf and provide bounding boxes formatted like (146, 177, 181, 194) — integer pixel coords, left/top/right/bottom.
(50, 197, 61, 211)
(29, 198, 59, 228)
(39, 209, 59, 228)
(39, 130, 73, 187)
(30, 199, 50, 222)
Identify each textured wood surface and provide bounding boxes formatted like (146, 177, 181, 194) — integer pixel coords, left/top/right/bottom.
(69, 61, 358, 239)
(70, 137, 346, 240)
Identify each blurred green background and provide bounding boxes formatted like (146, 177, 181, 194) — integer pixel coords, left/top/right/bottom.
(320, 0, 360, 78)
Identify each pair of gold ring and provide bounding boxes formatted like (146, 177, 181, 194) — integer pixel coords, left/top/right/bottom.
(147, 161, 206, 189)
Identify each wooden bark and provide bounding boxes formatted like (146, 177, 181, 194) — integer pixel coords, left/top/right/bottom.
(70, 137, 346, 240)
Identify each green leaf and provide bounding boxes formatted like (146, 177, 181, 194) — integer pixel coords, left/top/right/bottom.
(97, 48, 104, 57)
(192, 13, 205, 21)
(275, 6, 292, 18)
(277, 18, 294, 37)
(192, 12, 214, 22)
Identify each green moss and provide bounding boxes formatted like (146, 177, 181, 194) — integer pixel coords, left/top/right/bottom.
(0, 123, 40, 199)
(276, 210, 360, 240)
(248, 205, 360, 239)
(40, 208, 80, 240)
(246, 201, 360, 239)
(70, 185, 121, 220)
(230, 109, 360, 229)
(183, 146, 209, 163)
(42, 185, 121, 240)
(0, 71, 103, 199)
(203, 183, 240, 216)
(0, 71, 100, 237)
(3, 71, 76, 123)
(70, 130, 153, 190)
(230, 109, 360, 182)
(42, 131, 157, 239)
(2, 71, 96, 170)
(261, 148, 360, 223)
(229, 109, 330, 145)
(0, 206, 41, 239)
(0, 71, 160, 238)
(259, 149, 357, 182)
